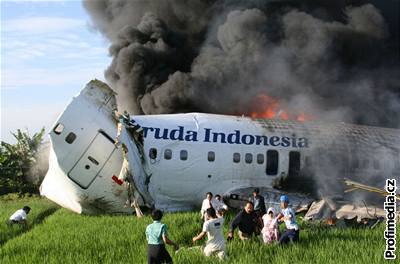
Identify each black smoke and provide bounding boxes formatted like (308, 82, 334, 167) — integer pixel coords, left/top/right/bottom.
(83, 0, 400, 128)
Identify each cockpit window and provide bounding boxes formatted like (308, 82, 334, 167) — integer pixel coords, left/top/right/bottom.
(65, 132, 76, 144)
(53, 123, 64, 135)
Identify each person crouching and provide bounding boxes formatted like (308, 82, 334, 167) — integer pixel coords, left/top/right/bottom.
(228, 201, 260, 241)
(8, 206, 30, 226)
(192, 207, 226, 260)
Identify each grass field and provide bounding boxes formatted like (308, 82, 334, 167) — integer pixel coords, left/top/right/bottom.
(0, 196, 393, 263)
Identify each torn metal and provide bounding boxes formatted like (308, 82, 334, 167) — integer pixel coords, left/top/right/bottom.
(114, 111, 154, 208)
(223, 186, 313, 213)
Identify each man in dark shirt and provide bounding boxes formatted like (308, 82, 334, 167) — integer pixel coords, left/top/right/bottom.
(227, 201, 260, 240)
(249, 188, 266, 217)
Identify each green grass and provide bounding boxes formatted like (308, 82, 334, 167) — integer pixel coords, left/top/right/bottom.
(0, 194, 59, 246)
(0, 197, 393, 264)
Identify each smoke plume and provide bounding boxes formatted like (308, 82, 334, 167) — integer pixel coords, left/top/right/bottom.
(84, 0, 399, 128)
(83, 1, 399, 201)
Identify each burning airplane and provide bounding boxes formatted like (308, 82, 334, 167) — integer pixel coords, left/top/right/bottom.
(40, 80, 400, 214)
(40, 1, 399, 214)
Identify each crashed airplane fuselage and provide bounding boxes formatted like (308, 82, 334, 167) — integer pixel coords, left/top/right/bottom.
(40, 80, 400, 214)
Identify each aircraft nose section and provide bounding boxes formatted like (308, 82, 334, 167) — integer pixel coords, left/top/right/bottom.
(40, 147, 82, 214)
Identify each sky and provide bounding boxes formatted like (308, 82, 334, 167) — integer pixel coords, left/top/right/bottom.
(1, 0, 111, 143)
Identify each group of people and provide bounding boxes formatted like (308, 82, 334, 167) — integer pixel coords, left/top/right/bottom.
(145, 189, 300, 263)
(229, 188, 299, 245)
(200, 192, 228, 219)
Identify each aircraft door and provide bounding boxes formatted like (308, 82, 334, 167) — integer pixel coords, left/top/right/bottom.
(68, 131, 116, 189)
(288, 151, 300, 178)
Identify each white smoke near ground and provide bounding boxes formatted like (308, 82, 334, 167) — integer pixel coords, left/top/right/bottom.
(27, 141, 50, 187)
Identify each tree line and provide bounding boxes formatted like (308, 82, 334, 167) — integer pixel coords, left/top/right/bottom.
(0, 128, 46, 195)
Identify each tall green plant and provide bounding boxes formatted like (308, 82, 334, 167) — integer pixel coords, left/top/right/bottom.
(0, 128, 45, 195)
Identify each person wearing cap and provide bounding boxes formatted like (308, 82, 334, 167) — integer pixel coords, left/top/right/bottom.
(8, 206, 31, 226)
(261, 207, 280, 244)
(227, 201, 260, 241)
(249, 188, 266, 217)
(192, 207, 226, 260)
(277, 195, 300, 244)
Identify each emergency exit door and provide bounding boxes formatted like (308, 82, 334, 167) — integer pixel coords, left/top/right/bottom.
(288, 151, 301, 178)
(68, 131, 115, 189)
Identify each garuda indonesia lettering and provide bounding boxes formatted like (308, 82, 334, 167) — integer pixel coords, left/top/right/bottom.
(142, 126, 309, 148)
(40, 80, 400, 214)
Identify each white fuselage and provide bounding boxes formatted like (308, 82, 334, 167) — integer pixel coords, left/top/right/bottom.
(40, 80, 400, 214)
(135, 113, 309, 210)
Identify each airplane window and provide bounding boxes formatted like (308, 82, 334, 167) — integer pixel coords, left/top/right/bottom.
(180, 150, 188, 161)
(65, 132, 76, 144)
(266, 150, 278, 175)
(289, 151, 301, 178)
(328, 153, 338, 164)
(208, 151, 215, 162)
(257, 154, 264, 164)
(305, 156, 312, 167)
(164, 149, 172, 160)
(362, 159, 369, 168)
(245, 153, 253, 164)
(149, 148, 157, 159)
(233, 153, 240, 163)
(53, 123, 64, 135)
(352, 158, 359, 169)
(394, 153, 400, 170)
(373, 160, 380, 170)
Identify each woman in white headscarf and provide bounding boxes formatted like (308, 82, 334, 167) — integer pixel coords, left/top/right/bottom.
(261, 207, 280, 244)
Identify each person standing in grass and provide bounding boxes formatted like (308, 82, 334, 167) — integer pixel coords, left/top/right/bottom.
(249, 188, 266, 218)
(277, 195, 300, 244)
(200, 192, 214, 220)
(227, 201, 260, 241)
(213, 194, 228, 217)
(192, 207, 227, 260)
(8, 206, 30, 226)
(146, 209, 179, 264)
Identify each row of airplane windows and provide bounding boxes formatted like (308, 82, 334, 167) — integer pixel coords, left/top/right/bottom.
(149, 147, 394, 172)
(149, 148, 281, 175)
(148, 147, 280, 163)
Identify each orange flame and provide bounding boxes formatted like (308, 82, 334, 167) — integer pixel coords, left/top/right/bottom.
(247, 94, 313, 122)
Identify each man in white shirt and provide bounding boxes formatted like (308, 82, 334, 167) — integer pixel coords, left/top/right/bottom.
(192, 207, 226, 260)
(200, 192, 214, 220)
(9, 206, 31, 226)
(213, 194, 228, 217)
(277, 195, 299, 244)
